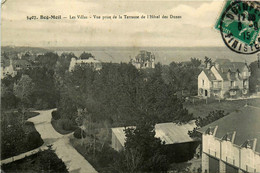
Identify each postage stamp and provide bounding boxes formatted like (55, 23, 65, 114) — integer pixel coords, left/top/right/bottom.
(215, 0, 260, 54)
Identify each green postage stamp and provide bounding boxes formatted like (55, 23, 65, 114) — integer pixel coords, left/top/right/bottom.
(215, 0, 260, 54)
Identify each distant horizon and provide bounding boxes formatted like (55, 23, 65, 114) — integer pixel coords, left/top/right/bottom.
(2, 45, 258, 65)
(2, 45, 226, 49)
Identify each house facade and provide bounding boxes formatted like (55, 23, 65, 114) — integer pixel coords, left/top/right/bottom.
(69, 57, 102, 72)
(198, 106, 260, 173)
(130, 50, 155, 69)
(1, 59, 31, 79)
(198, 59, 250, 99)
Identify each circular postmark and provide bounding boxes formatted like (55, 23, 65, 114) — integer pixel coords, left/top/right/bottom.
(219, 1, 260, 54)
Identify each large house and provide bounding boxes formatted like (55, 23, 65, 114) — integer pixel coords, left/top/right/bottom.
(69, 57, 102, 72)
(1, 59, 31, 79)
(130, 50, 155, 69)
(198, 106, 260, 173)
(198, 59, 250, 99)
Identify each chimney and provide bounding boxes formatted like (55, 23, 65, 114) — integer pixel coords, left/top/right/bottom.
(206, 62, 211, 69)
(215, 63, 220, 70)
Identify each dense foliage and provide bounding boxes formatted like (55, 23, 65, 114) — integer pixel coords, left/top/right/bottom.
(121, 120, 167, 172)
(249, 60, 260, 93)
(57, 62, 194, 127)
(73, 127, 86, 139)
(2, 147, 68, 173)
(1, 112, 44, 159)
(188, 110, 227, 139)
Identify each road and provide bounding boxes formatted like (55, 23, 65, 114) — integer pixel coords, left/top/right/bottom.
(28, 109, 97, 173)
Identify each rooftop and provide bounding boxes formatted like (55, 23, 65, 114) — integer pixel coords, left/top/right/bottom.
(112, 121, 196, 147)
(198, 105, 260, 153)
(74, 57, 101, 63)
(203, 69, 216, 81)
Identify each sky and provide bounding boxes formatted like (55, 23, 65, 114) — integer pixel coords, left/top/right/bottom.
(1, 0, 226, 47)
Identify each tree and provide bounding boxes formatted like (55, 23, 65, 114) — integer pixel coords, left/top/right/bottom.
(190, 57, 201, 67)
(75, 108, 87, 146)
(249, 61, 260, 93)
(188, 110, 227, 139)
(38, 146, 68, 172)
(79, 52, 94, 59)
(36, 52, 59, 70)
(124, 119, 168, 172)
(13, 74, 34, 124)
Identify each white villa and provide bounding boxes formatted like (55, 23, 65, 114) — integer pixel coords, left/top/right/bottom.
(198, 59, 250, 99)
(69, 57, 102, 72)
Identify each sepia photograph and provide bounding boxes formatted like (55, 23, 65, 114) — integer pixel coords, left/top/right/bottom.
(1, 0, 260, 172)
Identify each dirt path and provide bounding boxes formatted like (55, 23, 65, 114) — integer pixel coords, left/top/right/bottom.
(28, 109, 97, 173)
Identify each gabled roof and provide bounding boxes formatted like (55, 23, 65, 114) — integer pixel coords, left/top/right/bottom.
(112, 121, 196, 147)
(202, 60, 248, 81)
(198, 106, 260, 153)
(202, 69, 216, 81)
(218, 62, 247, 73)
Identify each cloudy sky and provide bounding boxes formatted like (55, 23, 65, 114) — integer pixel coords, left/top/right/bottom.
(1, 0, 226, 47)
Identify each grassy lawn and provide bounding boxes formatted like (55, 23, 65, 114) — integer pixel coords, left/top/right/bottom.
(4, 111, 40, 120)
(184, 98, 260, 118)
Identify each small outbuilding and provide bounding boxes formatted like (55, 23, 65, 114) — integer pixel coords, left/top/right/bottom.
(111, 121, 197, 151)
(111, 121, 200, 162)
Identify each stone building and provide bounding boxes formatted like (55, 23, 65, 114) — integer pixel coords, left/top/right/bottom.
(198, 106, 260, 173)
(130, 50, 155, 69)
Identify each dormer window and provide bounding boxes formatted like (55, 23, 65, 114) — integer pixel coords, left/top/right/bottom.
(205, 127, 215, 135)
(242, 139, 256, 150)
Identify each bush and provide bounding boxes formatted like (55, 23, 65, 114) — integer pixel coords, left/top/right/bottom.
(73, 128, 86, 139)
(27, 131, 44, 150)
(52, 110, 60, 120)
(34, 98, 49, 110)
(58, 119, 76, 131)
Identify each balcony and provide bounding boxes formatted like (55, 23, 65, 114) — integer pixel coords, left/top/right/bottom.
(211, 86, 221, 91)
(229, 86, 239, 90)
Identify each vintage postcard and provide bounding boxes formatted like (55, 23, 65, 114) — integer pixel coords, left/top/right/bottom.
(1, 0, 260, 172)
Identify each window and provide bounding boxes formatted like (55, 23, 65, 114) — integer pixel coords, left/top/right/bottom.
(202, 80, 205, 86)
(231, 81, 234, 86)
(230, 90, 236, 96)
